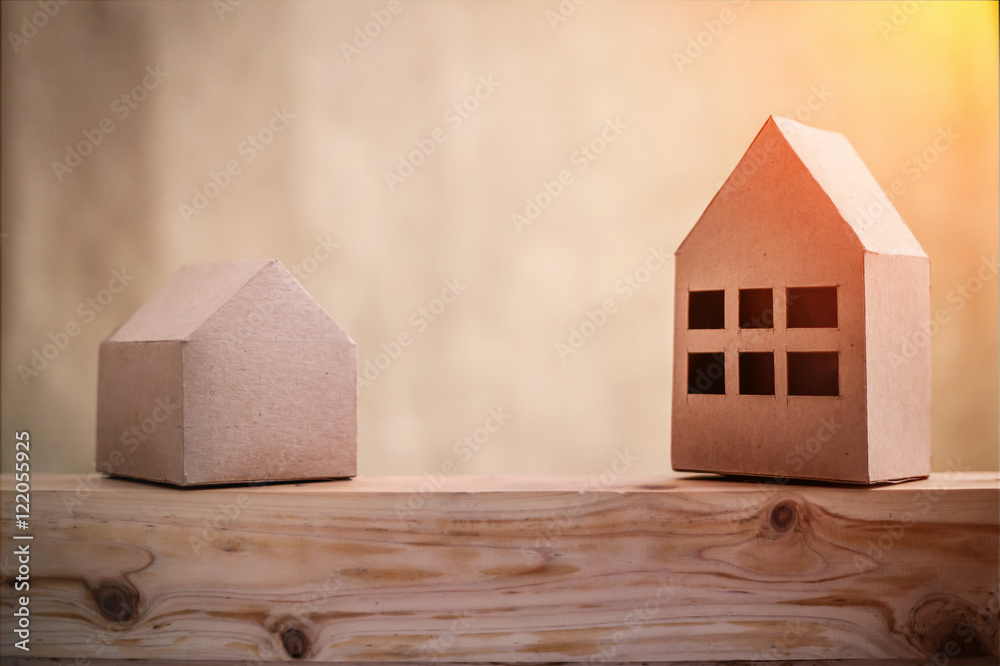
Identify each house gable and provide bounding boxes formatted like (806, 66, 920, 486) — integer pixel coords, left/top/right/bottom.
(672, 116, 869, 367)
(108, 260, 272, 342)
(676, 116, 925, 260)
(191, 260, 353, 345)
(772, 116, 926, 258)
(180, 260, 356, 484)
(675, 115, 865, 291)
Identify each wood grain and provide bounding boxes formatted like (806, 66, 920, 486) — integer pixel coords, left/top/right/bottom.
(2, 473, 997, 662)
(4, 657, 997, 666)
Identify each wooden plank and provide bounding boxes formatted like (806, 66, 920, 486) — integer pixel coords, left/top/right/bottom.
(2, 473, 997, 662)
(4, 657, 997, 666)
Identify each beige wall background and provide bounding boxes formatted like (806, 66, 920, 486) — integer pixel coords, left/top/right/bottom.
(2, 0, 997, 479)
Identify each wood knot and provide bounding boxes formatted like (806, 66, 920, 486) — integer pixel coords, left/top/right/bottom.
(281, 627, 309, 659)
(767, 499, 799, 535)
(93, 579, 140, 624)
(907, 593, 999, 659)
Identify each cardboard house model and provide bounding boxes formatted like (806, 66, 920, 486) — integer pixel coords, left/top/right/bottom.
(671, 116, 930, 484)
(97, 260, 357, 486)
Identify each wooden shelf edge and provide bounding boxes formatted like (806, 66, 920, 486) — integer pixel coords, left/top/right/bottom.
(2, 473, 997, 662)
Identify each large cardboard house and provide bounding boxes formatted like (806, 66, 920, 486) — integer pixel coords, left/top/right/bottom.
(671, 116, 930, 484)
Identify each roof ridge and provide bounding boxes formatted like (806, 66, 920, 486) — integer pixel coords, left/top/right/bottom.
(105, 259, 277, 342)
(768, 116, 926, 257)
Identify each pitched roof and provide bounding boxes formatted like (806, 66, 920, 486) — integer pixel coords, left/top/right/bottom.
(768, 115, 926, 257)
(107, 259, 275, 342)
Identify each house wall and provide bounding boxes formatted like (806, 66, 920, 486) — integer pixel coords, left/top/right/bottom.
(864, 253, 932, 481)
(182, 263, 357, 484)
(671, 125, 870, 482)
(97, 340, 185, 483)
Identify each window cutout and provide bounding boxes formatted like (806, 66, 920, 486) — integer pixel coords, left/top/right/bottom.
(688, 352, 725, 395)
(787, 352, 839, 396)
(689, 290, 724, 329)
(787, 287, 838, 328)
(739, 352, 775, 395)
(739, 289, 773, 329)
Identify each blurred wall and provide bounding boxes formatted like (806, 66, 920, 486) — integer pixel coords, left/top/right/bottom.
(2, 0, 997, 478)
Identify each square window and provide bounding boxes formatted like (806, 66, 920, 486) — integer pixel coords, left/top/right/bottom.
(787, 286, 838, 328)
(739, 289, 773, 329)
(739, 352, 775, 395)
(689, 290, 724, 329)
(688, 352, 725, 395)
(787, 352, 839, 396)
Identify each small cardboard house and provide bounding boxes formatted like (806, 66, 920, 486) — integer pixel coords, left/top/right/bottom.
(671, 116, 930, 484)
(97, 259, 357, 486)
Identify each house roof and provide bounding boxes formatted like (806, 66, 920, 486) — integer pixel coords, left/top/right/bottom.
(108, 259, 280, 342)
(769, 116, 925, 257)
(681, 116, 926, 258)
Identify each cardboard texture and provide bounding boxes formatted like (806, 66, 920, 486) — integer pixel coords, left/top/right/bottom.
(671, 116, 931, 484)
(97, 260, 357, 486)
